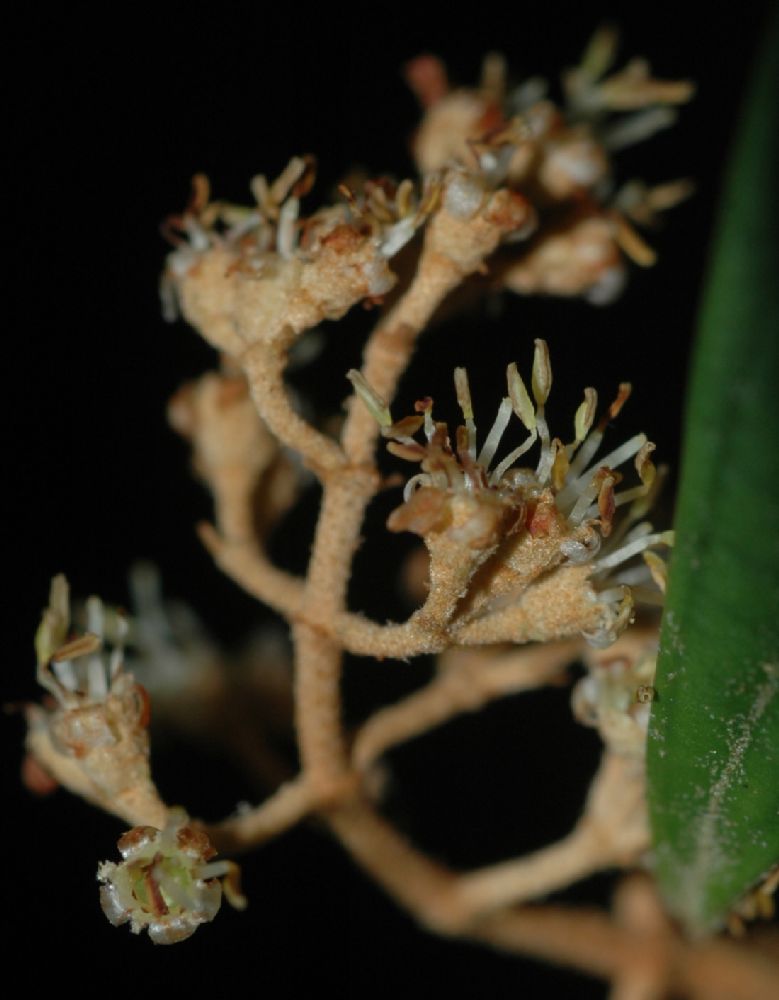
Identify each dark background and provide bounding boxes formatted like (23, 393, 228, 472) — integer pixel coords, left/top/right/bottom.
(5, 4, 772, 996)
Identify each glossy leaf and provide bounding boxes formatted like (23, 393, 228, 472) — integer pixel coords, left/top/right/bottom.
(647, 14, 779, 935)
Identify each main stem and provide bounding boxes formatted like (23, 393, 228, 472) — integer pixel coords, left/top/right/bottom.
(293, 281, 450, 785)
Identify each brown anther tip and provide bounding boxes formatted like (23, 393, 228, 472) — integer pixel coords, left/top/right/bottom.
(291, 155, 317, 198)
(599, 383, 632, 428)
(404, 54, 449, 108)
(188, 173, 211, 215)
(196, 520, 222, 554)
(21, 753, 59, 796)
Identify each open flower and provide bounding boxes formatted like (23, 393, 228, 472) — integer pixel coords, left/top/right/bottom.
(573, 627, 659, 759)
(160, 160, 435, 357)
(25, 576, 166, 827)
(350, 339, 671, 648)
(408, 30, 693, 183)
(98, 808, 246, 944)
(405, 31, 693, 305)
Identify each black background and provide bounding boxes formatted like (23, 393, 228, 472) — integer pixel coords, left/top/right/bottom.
(5, 4, 773, 996)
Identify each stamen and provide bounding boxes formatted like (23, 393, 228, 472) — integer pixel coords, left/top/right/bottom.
(594, 587, 627, 605)
(431, 469, 452, 491)
(226, 210, 264, 243)
(198, 861, 230, 880)
(453, 369, 472, 417)
(387, 441, 426, 461)
(381, 217, 417, 258)
(603, 497, 654, 549)
(270, 156, 307, 206)
(603, 107, 677, 151)
(628, 587, 666, 607)
(184, 218, 210, 251)
(415, 398, 435, 441)
(572, 388, 598, 450)
(153, 865, 198, 912)
(489, 429, 538, 484)
(643, 550, 668, 592)
(87, 654, 108, 700)
(635, 440, 657, 488)
(611, 564, 653, 586)
(582, 587, 634, 649)
(403, 473, 432, 502)
(534, 425, 555, 484)
(250, 174, 271, 214)
(579, 24, 619, 83)
(531, 339, 552, 407)
(277, 196, 300, 259)
(454, 368, 477, 457)
(86, 596, 105, 638)
(347, 371, 392, 427)
(628, 519, 654, 538)
(455, 425, 475, 489)
(563, 383, 632, 495)
(569, 467, 611, 523)
(611, 213, 656, 267)
(51, 633, 101, 661)
(387, 415, 425, 446)
(584, 432, 647, 480)
(562, 428, 604, 492)
(593, 529, 674, 572)
(626, 462, 667, 522)
(562, 432, 646, 511)
(396, 178, 415, 217)
(477, 397, 513, 471)
(109, 647, 123, 680)
(506, 363, 536, 431)
(53, 659, 78, 692)
(613, 484, 650, 508)
(480, 51, 507, 101)
(597, 470, 619, 536)
(218, 861, 248, 910)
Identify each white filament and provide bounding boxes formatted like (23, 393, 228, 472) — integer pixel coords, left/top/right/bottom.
(403, 473, 432, 502)
(564, 428, 604, 484)
(87, 655, 108, 700)
(568, 474, 605, 524)
(489, 430, 538, 485)
(591, 433, 647, 477)
(53, 659, 77, 691)
(277, 197, 300, 260)
(594, 531, 670, 572)
(86, 596, 104, 638)
(477, 397, 513, 470)
(560, 432, 646, 510)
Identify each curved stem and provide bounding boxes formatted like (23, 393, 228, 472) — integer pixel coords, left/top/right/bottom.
(242, 334, 346, 476)
(206, 776, 314, 855)
(198, 521, 304, 620)
(352, 641, 577, 772)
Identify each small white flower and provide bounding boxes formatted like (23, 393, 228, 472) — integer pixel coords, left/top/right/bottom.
(98, 808, 246, 945)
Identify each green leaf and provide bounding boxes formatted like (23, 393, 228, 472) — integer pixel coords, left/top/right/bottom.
(647, 13, 779, 935)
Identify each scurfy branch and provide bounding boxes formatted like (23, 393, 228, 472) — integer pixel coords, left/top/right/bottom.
(21, 30, 779, 997)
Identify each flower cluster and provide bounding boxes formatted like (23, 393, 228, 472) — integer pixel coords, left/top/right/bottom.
(160, 159, 434, 358)
(25, 576, 166, 828)
(98, 808, 246, 944)
(406, 28, 693, 304)
(18, 31, 696, 956)
(168, 369, 299, 542)
(350, 339, 672, 648)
